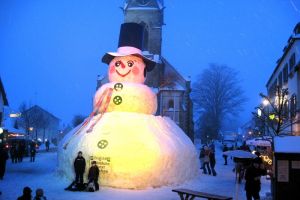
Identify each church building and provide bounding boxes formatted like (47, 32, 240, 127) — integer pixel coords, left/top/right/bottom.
(97, 0, 194, 142)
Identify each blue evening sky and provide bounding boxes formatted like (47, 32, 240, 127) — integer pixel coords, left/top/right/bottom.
(1, 0, 300, 127)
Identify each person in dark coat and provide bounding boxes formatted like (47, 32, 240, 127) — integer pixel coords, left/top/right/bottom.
(199, 146, 205, 170)
(209, 150, 217, 176)
(65, 151, 86, 191)
(17, 186, 32, 200)
(17, 142, 25, 162)
(222, 145, 228, 165)
(87, 161, 100, 191)
(10, 144, 18, 163)
(202, 145, 211, 175)
(45, 140, 50, 152)
(0, 145, 9, 180)
(74, 151, 86, 185)
(30, 147, 36, 162)
(245, 157, 267, 200)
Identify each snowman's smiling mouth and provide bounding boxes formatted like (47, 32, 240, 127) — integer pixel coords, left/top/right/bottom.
(116, 70, 131, 77)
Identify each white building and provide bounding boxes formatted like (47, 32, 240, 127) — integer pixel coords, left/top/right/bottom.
(0, 78, 9, 127)
(266, 23, 300, 136)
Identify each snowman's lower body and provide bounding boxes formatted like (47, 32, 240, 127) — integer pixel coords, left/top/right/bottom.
(58, 112, 199, 189)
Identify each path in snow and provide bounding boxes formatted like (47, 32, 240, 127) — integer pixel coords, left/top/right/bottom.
(0, 141, 270, 200)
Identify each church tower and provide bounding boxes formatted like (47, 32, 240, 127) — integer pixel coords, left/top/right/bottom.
(123, 0, 165, 87)
(123, 0, 164, 55)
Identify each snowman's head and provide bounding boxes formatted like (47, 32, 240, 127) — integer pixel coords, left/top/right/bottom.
(108, 55, 146, 83)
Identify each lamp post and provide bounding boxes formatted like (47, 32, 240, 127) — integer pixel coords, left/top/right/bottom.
(29, 127, 33, 140)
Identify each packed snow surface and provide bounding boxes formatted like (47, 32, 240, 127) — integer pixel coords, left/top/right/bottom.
(58, 112, 199, 189)
(0, 141, 271, 200)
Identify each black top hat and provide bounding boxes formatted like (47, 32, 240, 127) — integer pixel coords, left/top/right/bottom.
(102, 23, 156, 72)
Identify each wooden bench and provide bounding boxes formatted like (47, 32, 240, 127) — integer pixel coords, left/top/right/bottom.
(172, 188, 233, 200)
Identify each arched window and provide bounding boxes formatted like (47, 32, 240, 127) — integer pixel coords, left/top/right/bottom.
(140, 21, 149, 51)
(168, 99, 174, 110)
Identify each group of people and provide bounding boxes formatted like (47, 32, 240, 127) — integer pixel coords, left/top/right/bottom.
(222, 142, 268, 200)
(9, 142, 26, 163)
(17, 187, 47, 200)
(65, 151, 100, 192)
(199, 142, 217, 176)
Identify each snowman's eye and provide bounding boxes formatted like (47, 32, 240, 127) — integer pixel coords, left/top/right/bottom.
(127, 60, 134, 67)
(115, 61, 121, 67)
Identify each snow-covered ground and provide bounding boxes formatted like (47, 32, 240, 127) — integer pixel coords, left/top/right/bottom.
(0, 141, 270, 200)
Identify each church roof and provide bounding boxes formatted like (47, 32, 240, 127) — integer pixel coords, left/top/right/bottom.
(160, 57, 188, 91)
(24, 105, 60, 121)
(124, 0, 164, 11)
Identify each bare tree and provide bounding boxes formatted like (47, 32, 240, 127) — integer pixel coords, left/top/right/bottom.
(253, 86, 300, 136)
(192, 64, 247, 141)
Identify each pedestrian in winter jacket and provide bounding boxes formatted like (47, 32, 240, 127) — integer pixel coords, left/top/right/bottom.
(0, 145, 9, 180)
(222, 145, 228, 165)
(30, 147, 36, 162)
(10, 144, 17, 163)
(17, 186, 32, 200)
(87, 161, 100, 191)
(245, 157, 267, 200)
(74, 151, 86, 184)
(209, 150, 217, 176)
(199, 147, 205, 170)
(202, 145, 211, 175)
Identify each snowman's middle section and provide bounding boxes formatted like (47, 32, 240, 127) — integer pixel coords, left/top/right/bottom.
(94, 82, 157, 115)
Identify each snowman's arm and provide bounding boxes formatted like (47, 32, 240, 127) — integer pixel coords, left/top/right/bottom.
(93, 84, 114, 113)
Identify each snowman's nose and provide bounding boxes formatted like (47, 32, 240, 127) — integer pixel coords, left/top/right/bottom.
(120, 61, 126, 69)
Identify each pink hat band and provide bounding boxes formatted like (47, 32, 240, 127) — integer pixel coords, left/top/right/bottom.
(117, 46, 142, 55)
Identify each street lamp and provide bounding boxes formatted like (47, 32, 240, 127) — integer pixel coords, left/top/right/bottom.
(257, 108, 262, 117)
(262, 99, 269, 106)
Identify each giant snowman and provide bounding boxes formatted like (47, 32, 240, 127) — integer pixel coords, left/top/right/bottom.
(58, 23, 199, 189)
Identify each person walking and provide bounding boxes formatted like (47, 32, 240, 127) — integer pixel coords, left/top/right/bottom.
(87, 161, 100, 191)
(222, 144, 228, 165)
(209, 150, 217, 176)
(17, 142, 25, 162)
(30, 146, 36, 162)
(0, 145, 9, 180)
(199, 146, 205, 170)
(202, 145, 211, 175)
(17, 186, 32, 200)
(45, 140, 50, 152)
(244, 157, 267, 200)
